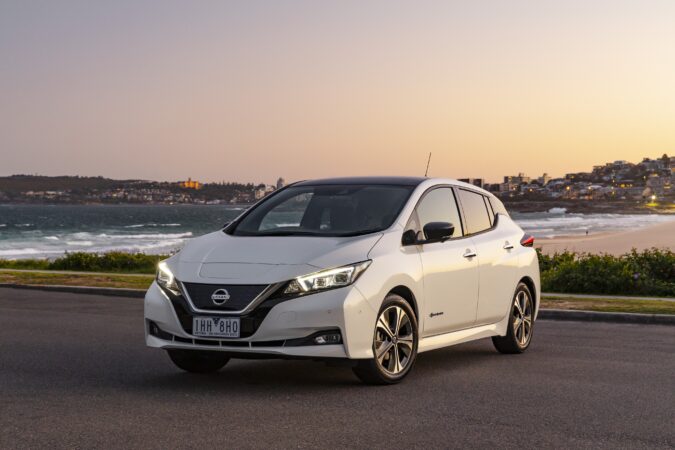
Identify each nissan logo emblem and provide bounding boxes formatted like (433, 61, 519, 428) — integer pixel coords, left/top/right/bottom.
(211, 288, 231, 305)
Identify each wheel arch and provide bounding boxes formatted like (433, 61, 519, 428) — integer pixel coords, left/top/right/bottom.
(387, 285, 419, 320)
(519, 276, 537, 310)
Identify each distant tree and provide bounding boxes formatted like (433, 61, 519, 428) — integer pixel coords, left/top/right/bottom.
(661, 153, 670, 168)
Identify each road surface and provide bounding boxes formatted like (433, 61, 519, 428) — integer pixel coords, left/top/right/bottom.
(1, 288, 674, 449)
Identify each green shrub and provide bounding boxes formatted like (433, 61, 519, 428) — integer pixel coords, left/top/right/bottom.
(538, 248, 675, 297)
(0, 259, 51, 270)
(0, 252, 166, 274)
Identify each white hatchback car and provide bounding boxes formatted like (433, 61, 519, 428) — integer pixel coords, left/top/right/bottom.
(145, 177, 540, 384)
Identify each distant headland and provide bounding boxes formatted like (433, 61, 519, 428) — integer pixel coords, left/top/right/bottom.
(0, 154, 673, 213)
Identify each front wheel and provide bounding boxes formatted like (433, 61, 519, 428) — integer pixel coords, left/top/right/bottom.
(492, 283, 535, 354)
(167, 349, 230, 373)
(352, 294, 418, 385)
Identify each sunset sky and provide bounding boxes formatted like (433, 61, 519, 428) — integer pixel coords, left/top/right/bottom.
(1, 0, 674, 184)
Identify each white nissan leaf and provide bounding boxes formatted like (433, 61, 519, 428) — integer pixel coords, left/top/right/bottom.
(145, 177, 540, 384)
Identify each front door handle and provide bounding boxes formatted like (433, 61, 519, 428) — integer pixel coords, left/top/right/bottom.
(503, 241, 514, 250)
(463, 249, 477, 258)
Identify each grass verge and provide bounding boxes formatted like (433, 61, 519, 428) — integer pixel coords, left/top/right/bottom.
(540, 296, 675, 315)
(0, 252, 163, 274)
(0, 270, 153, 290)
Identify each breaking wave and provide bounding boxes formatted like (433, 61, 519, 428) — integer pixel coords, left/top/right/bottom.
(124, 223, 182, 228)
(513, 212, 675, 238)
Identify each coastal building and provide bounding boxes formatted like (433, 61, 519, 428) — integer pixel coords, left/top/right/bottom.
(179, 178, 202, 190)
(639, 158, 662, 171)
(458, 178, 484, 188)
(254, 183, 276, 200)
(504, 173, 530, 184)
(499, 182, 518, 193)
(565, 172, 593, 182)
(646, 174, 671, 194)
(537, 173, 551, 185)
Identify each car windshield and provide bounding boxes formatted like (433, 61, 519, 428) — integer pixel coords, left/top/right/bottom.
(230, 184, 415, 237)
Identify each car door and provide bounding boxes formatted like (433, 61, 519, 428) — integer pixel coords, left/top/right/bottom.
(456, 189, 520, 325)
(410, 187, 480, 336)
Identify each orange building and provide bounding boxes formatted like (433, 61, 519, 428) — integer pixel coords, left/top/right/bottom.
(179, 178, 202, 190)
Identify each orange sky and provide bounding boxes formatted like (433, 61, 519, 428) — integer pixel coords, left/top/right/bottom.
(1, 1, 674, 184)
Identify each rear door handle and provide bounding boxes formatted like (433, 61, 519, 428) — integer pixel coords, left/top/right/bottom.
(463, 249, 477, 258)
(503, 241, 514, 250)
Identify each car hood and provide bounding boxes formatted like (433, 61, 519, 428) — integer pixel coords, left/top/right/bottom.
(172, 231, 383, 284)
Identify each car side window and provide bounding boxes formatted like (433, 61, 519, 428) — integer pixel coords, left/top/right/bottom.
(458, 189, 492, 234)
(483, 195, 495, 226)
(411, 187, 463, 238)
(488, 196, 509, 217)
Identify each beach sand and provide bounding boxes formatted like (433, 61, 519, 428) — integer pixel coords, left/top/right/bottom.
(537, 220, 675, 255)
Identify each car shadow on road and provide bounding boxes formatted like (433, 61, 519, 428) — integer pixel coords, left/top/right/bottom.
(130, 341, 499, 392)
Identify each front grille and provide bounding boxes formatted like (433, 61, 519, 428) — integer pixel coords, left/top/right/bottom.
(182, 282, 268, 311)
(166, 290, 294, 338)
(159, 283, 293, 338)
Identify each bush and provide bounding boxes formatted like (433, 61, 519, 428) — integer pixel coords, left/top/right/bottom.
(538, 248, 675, 297)
(2, 249, 673, 296)
(0, 258, 51, 270)
(0, 252, 166, 274)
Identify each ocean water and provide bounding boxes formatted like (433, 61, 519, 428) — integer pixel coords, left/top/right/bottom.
(0, 205, 244, 259)
(0, 204, 673, 259)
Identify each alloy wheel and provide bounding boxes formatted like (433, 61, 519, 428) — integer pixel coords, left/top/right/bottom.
(374, 305, 415, 375)
(512, 290, 533, 347)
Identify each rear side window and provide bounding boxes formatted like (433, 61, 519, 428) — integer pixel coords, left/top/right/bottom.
(411, 187, 463, 238)
(458, 189, 492, 234)
(483, 196, 495, 226)
(488, 196, 509, 217)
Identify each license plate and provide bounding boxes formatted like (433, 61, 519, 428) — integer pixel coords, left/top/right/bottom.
(192, 317, 240, 338)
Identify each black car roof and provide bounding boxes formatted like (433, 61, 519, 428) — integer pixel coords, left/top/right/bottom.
(293, 176, 427, 187)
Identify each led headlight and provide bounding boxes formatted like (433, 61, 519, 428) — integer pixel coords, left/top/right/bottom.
(283, 260, 372, 295)
(157, 261, 181, 296)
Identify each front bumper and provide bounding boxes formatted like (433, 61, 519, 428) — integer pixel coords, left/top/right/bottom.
(144, 281, 377, 359)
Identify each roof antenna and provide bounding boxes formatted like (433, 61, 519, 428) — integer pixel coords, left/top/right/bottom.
(424, 152, 432, 177)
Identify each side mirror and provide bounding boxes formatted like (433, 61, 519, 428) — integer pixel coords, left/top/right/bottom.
(401, 229, 418, 246)
(422, 222, 454, 243)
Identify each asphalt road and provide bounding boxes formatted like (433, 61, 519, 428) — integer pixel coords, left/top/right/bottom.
(1, 288, 674, 449)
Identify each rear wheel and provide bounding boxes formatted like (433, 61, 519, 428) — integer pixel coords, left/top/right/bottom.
(167, 349, 230, 373)
(353, 294, 418, 385)
(492, 283, 534, 354)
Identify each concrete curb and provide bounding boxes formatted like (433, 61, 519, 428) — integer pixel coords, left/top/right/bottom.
(538, 308, 675, 325)
(1, 284, 673, 325)
(0, 283, 146, 298)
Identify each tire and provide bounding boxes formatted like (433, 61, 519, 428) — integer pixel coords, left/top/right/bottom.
(352, 294, 419, 385)
(167, 349, 230, 373)
(492, 283, 535, 354)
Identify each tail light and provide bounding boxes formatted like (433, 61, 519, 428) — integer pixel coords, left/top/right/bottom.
(520, 234, 535, 247)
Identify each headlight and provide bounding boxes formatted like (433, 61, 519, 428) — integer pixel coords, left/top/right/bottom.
(157, 261, 181, 296)
(283, 261, 372, 295)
